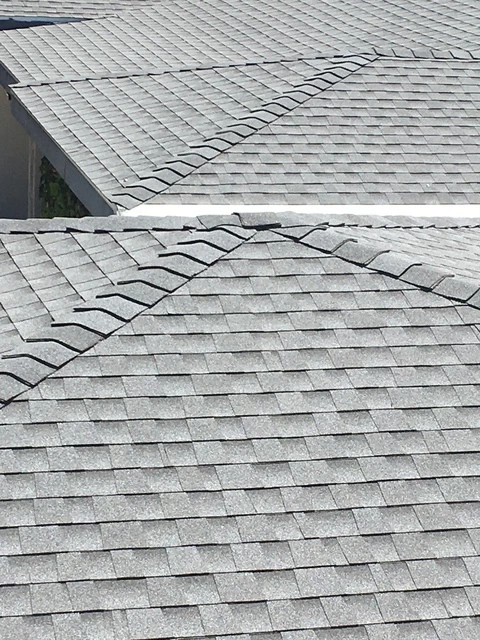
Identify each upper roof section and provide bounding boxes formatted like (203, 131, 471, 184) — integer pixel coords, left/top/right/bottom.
(1, 0, 480, 214)
(0, 0, 157, 20)
(0, 0, 479, 84)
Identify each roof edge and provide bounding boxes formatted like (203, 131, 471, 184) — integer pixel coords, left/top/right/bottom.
(0, 224, 255, 406)
(9, 92, 115, 217)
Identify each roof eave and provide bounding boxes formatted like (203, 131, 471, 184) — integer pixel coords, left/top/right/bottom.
(9, 91, 116, 217)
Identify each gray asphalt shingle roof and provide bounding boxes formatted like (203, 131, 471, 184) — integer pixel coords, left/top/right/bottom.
(1, 0, 479, 83)
(1, 1, 480, 213)
(0, 0, 157, 20)
(1, 213, 480, 640)
(10, 57, 335, 196)
(115, 54, 480, 208)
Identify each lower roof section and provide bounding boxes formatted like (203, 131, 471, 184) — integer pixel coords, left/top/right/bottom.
(0, 218, 479, 639)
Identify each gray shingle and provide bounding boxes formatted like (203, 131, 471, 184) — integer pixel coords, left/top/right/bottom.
(322, 594, 382, 626)
(126, 605, 204, 639)
(0, 585, 32, 616)
(199, 601, 272, 635)
(147, 575, 220, 606)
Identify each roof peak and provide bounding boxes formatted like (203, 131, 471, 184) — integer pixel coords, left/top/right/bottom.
(1, 212, 480, 407)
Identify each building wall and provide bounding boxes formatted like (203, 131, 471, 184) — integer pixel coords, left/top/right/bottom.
(0, 88, 38, 219)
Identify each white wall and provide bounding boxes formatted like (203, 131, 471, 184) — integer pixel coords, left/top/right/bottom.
(0, 89, 38, 219)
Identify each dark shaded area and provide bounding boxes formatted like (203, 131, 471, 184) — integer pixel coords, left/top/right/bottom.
(0, 18, 54, 30)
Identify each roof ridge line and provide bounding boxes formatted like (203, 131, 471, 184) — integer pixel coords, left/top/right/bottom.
(109, 53, 378, 212)
(272, 224, 480, 311)
(9, 52, 371, 89)
(0, 224, 255, 407)
(373, 46, 479, 60)
(234, 212, 480, 229)
(0, 215, 210, 234)
(6, 46, 477, 91)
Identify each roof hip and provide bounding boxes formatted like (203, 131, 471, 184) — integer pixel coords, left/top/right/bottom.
(271, 222, 480, 312)
(109, 54, 377, 212)
(0, 223, 255, 407)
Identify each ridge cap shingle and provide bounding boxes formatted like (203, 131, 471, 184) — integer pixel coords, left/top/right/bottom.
(271, 223, 480, 312)
(1, 212, 480, 234)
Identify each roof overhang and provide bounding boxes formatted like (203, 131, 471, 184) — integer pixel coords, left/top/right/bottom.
(8, 89, 116, 217)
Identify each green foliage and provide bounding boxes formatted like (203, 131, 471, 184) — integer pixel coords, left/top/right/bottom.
(39, 157, 90, 218)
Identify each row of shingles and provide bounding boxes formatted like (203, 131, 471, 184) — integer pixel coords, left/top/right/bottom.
(1, 232, 478, 632)
(258, 225, 480, 630)
(0, 0, 477, 90)
(109, 53, 377, 211)
(114, 58, 336, 190)
(0, 224, 189, 340)
(0, 225, 254, 405)
(168, 0, 480, 54)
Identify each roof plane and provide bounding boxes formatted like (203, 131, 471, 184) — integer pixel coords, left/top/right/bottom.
(1, 0, 479, 82)
(114, 52, 480, 208)
(0, 214, 480, 640)
(10, 57, 338, 197)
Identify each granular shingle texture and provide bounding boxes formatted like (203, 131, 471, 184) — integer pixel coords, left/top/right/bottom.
(11, 58, 335, 196)
(1, 0, 480, 212)
(1, 0, 479, 81)
(0, 0, 157, 19)
(137, 56, 480, 206)
(1, 213, 480, 640)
